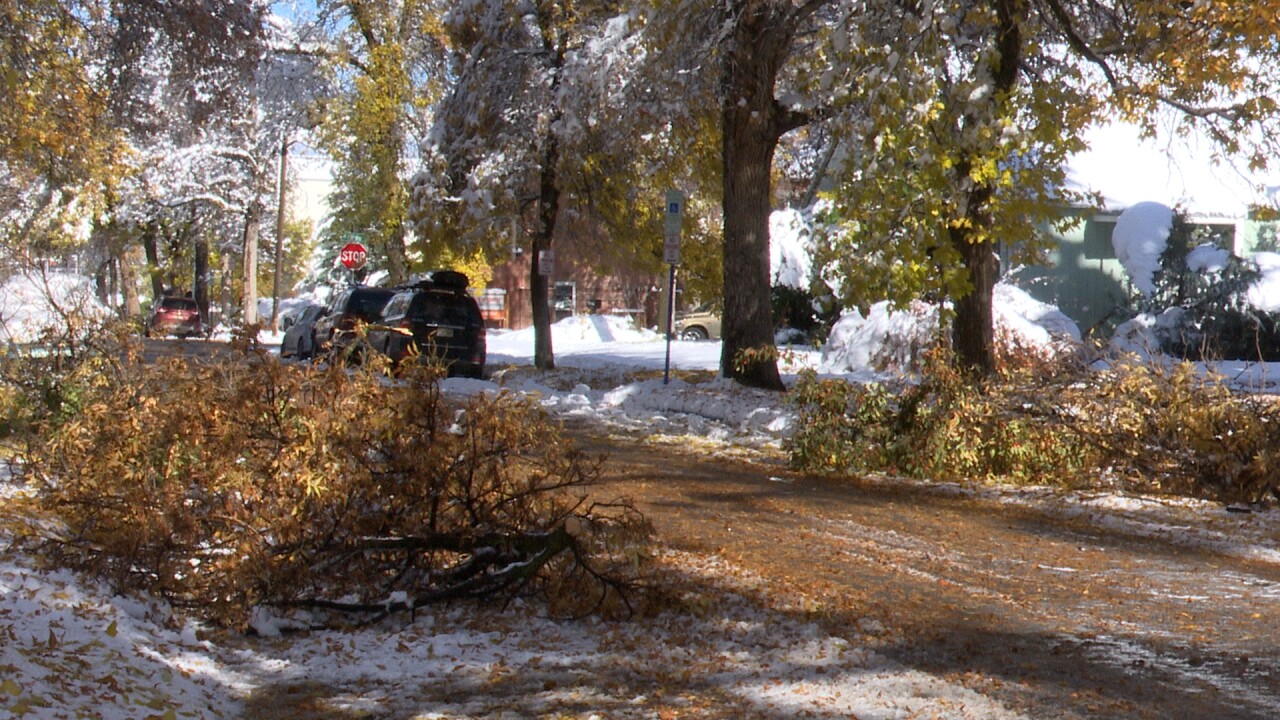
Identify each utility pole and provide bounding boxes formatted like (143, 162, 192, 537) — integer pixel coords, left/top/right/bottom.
(270, 133, 289, 330)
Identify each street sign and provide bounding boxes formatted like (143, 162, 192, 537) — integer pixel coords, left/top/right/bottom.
(338, 242, 367, 270)
(662, 190, 684, 385)
(664, 190, 683, 235)
(663, 234, 681, 265)
(538, 249, 555, 276)
(663, 190, 683, 266)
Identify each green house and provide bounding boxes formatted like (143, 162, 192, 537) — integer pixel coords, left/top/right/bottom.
(1010, 122, 1280, 338)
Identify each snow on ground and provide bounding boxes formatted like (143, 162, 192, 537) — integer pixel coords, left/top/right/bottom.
(8, 277, 1280, 718)
(0, 270, 108, 344)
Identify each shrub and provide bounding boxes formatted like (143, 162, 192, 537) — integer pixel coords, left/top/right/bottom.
(788, 348, 1089, 484)
(788, 348, 1280, 504)
(0, 316, 133, 443)
(20, 344, 651, 629)
(1132, 211, 1280, 362)
(1056, 359, 1280, 503)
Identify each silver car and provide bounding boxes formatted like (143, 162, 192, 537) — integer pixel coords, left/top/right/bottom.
(279, 304, 326, 360)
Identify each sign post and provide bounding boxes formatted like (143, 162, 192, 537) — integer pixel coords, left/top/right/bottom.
(663, 190, 683, 385)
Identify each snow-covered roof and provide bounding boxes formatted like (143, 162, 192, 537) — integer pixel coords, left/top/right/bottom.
(1066, 121, 1280, 219)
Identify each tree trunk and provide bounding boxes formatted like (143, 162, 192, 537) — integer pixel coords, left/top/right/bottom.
(194, 234, 210, 329)
(117, 247, 140, 320)
(950, 227, 999, 375)
(529, 12, 567, 371)
(385, 222, 409, 286)
(949, 0, 1023, 376)
(271, 135, 289, 329)
(718, 0, 796, 392)
(721, 131, 783, 390)
(531, 124, 562, 370)
(142, 224, 164, 301)
(530, 232, 554, 370)
(218, 247, 231, 328)
(242, 202, 261, 326)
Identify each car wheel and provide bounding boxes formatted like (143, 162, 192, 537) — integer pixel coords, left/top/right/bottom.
(680, 326, 709, 341)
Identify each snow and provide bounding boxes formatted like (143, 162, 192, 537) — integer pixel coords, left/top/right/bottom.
(1066, 120, 1280, 217)
(1111, 201, 1173, 297)
(1247, 252, 1280, 312)
(818, 284, 1080, 375)
(0, 270, 109, 344)
(1187, 243, 1231, 273)
(770, 206, 813, 289)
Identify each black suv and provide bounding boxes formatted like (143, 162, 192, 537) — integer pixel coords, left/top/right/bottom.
(313, 285, 396, 357)
(367, 271, 486, 378)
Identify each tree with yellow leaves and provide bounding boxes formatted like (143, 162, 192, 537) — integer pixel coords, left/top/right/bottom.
(640, 0, 1280, 384)
(820, 0, 1280, 374)
(0, 0, 123, 257)
(309, 0, 450, 287)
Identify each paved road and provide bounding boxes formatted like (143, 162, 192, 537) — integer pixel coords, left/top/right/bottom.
(137, 336, 258, 364)
(581, 430, 1280, 720)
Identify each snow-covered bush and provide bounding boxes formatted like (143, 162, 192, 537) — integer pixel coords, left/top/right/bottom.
(819, 283, 1081, 374)
(0, 269, 121, 440)
(1111, 206, 1280, 361)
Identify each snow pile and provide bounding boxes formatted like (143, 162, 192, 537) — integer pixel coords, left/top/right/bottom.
(819, 283, 1082, 374)
(1111, 201, 1174, 297)
(1187, 242, 1231, 273)
(1247, 252, 1280, 312)
(0, 270, 109, 344)
(820, 300, 938, 376)
(770, 207, 813, 289)
(486, 313, 729, 373)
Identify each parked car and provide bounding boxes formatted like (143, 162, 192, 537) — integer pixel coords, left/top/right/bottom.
(367, 271, 486, 378)
(279, 304, 326, 360)
(146, 296, 203, 338)
(313, 285, 396, 358)
(673, 306, 721, 341)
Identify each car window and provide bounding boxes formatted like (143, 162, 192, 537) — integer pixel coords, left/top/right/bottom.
(351, 290, 393, 316)
(410, 294, 478, 325)
(159, 297, 197, 311)
(382, 293, 411, 318)
(328, 291, 350, 313)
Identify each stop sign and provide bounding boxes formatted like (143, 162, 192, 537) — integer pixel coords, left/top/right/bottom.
(338, 242, 367, 270)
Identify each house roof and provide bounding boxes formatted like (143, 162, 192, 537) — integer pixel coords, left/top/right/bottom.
(1065, 120, 1280, 219)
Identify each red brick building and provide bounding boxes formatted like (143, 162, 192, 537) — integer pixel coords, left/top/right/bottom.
(484, 249, 661, 331)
